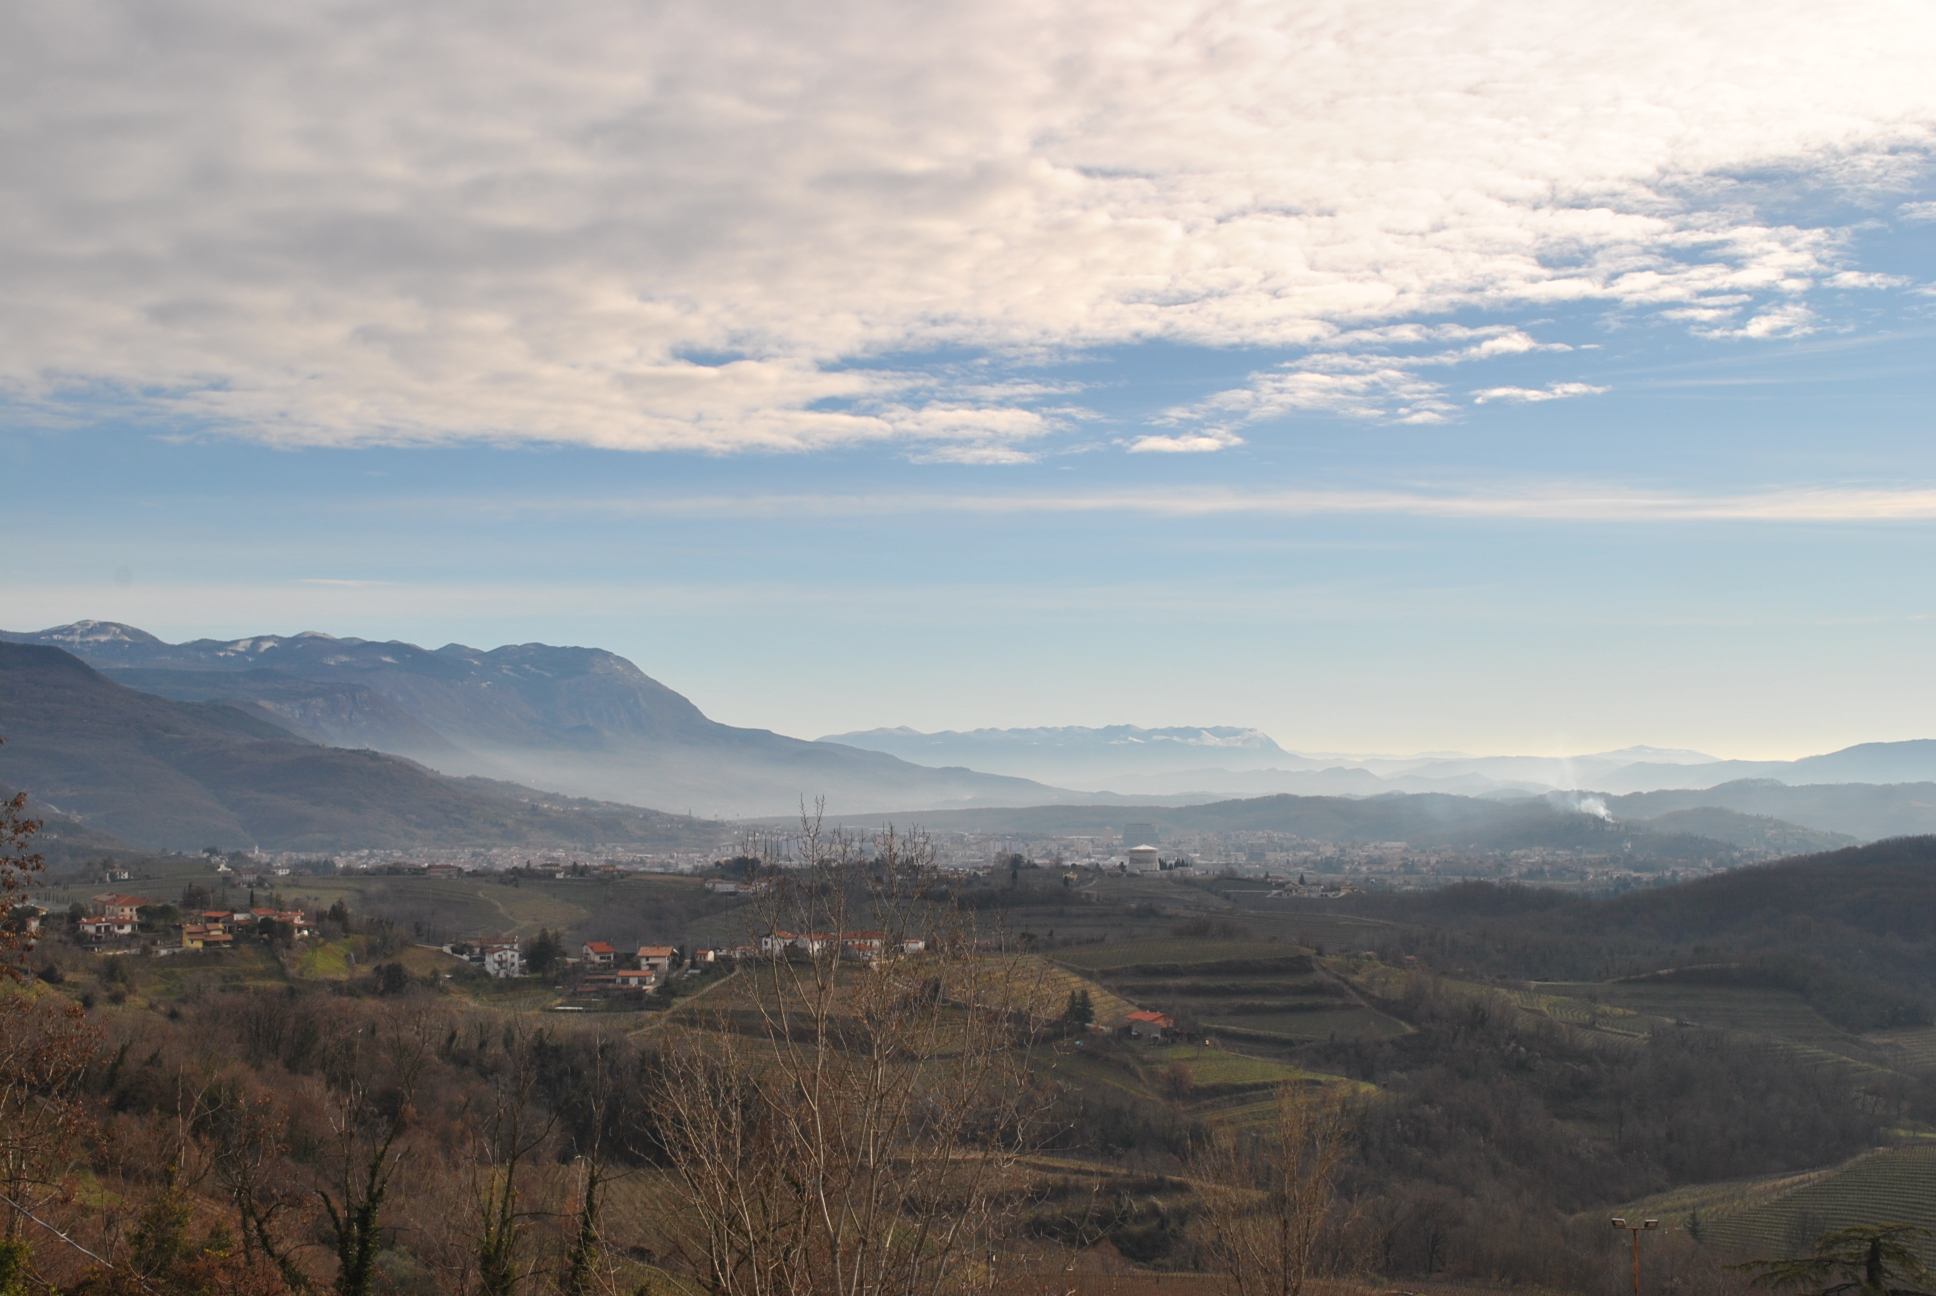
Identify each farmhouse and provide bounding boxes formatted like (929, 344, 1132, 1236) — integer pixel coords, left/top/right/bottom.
(635, 944, 677, 973)
(581, 940, 617, 967)
(181, 924, 233, 950)
(483, 948, 525, 978)
(841, 931, 886, 955)
(93, 894, 152, 923)
(613, 968, 657, 991)
(1126, 1010, 1174, 1041)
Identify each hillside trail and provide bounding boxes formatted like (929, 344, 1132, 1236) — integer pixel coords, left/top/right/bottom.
(627, 966, 742, 1039)
(477, 884, 586, 936)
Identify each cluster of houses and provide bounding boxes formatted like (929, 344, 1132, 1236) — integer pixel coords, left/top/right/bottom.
(74, 893, 311, 948)
(549, 930, 933, 998)
(755, 930, 927, 958)
(575, 941, 691, 995)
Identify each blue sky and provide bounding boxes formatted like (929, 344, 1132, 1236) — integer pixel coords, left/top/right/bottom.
(6, 0, 1936, 759)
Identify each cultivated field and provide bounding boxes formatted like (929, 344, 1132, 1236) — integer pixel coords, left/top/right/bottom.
(1607, 1144, 1936, 1265)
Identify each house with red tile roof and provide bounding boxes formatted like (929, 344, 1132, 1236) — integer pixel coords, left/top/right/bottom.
(93, 894, 153, 923)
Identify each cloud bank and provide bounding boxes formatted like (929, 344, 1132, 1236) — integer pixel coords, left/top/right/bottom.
(3, 0, 1933, 454)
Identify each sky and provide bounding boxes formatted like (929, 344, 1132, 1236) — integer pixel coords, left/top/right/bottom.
(5, 0, 1936, 760)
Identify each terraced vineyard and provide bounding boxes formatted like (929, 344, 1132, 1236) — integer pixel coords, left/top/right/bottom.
(1217, 909, 1409, 955)
(1053, 936, 1409, 1048)
(1011, 956, 1139, 1027)
(1868, 1027, 1936, 1074)
(1520, 981, 1901, 1081)
(1201, 1007, 1411, 1042)
(1608, 1145, 1936, 1264)
(1593, 983, 1866, 1055)
(1056, 939, 1292, 971)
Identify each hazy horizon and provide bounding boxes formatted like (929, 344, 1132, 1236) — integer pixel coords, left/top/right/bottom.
(3, 616, 1917, 768)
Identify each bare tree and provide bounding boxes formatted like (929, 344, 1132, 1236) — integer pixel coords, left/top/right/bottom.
(0, 737, 45, 983)
(560, 1034, 624, 1296)
(1191, 1083, 1357, 1296)
(317, 1012, 431, 1296)
(0, 994, 97, 1252)
(651, 805, 1048, 1296)
(471, 1027, 558, 1296)
(203, 1081, 314, 1292)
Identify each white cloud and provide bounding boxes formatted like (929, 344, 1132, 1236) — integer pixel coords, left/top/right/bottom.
(909, 444, 1041, 465)
(1126, 430, 1245, 454)
(1899, 202, 1936, 222)
(1826, 271, 1910, 289)
(1471, 382, 1609, 404)
(1, 0, 1933, 453)
(1158, 328, 1556, 428)
(1695, 302, 1819, 339)
(464, 483, 1936, 523)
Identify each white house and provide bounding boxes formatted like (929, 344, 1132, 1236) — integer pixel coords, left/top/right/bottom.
(636, 944, 677, 973)
(841, 931, 886, 956)
(483, 948, 525, 978)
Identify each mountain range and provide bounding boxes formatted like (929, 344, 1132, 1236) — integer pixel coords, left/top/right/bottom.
(8, 619, 1936, 852)
(0, 642, 720, 852)
(824, 725, 1936, 799)
(0, 621, 1105, 818)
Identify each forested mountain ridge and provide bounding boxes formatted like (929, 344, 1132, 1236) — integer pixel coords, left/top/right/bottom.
(0, 621, 1088, 816)
(0, 642, 716, 851)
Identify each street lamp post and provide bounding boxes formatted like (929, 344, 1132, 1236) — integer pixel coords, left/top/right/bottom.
(1610, 1218, 1659, 1296)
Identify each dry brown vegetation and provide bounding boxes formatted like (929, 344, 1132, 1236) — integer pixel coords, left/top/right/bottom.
(11, 819, 1927, 1296)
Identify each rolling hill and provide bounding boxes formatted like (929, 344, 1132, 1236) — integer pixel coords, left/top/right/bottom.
(807, 790, 1849, 858)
